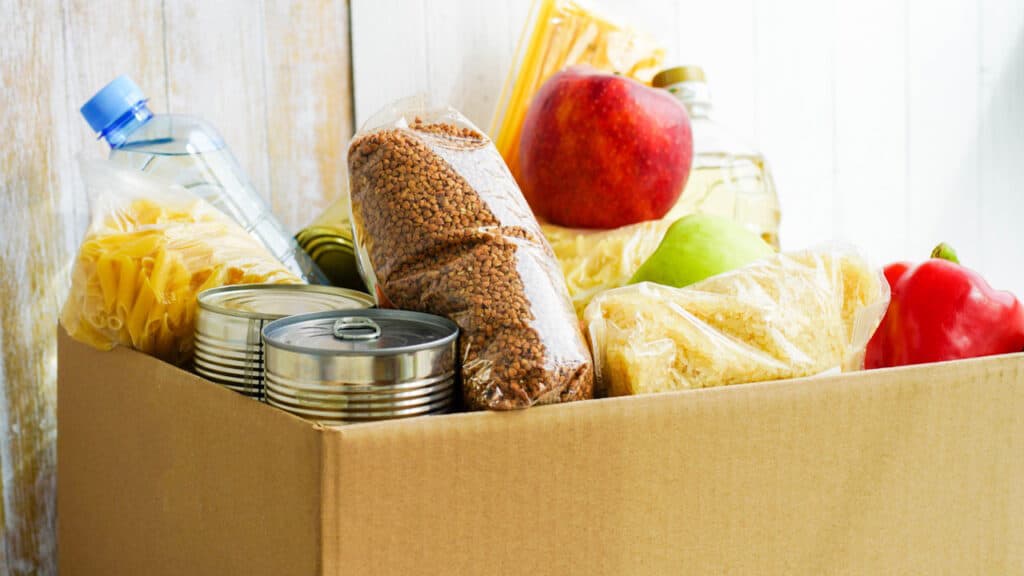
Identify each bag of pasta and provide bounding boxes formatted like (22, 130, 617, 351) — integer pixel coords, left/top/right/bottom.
(61, 160, 300, 365)
(584, 247, 889, 397)
(542, 218, 674, 317)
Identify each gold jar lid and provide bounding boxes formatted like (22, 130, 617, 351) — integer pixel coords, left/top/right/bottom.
(652, 65, 706, 88)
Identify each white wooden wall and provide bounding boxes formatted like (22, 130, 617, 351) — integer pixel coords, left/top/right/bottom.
(351, 0, 1024, 294)
(0, 1, 352, 573)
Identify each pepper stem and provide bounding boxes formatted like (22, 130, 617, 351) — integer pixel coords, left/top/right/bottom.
(930, 242, 960, 264)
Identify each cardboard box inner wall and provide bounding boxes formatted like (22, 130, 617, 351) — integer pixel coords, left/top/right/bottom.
(58, 330, 1024, 575)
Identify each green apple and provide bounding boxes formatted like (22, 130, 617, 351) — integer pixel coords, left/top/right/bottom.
(629, 213, 775, 288)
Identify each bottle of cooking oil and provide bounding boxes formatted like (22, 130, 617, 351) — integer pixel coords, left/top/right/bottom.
(653, 66, 781, 248)
(80, 75, 327, 283)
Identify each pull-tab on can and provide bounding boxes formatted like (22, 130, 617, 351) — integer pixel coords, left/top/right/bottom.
(333, 316, 381, 341)
(262, 309, 458, 424)
(193, 284, 374, 401)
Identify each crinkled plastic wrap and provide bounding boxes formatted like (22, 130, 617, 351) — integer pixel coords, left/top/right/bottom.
(348, 98, 593, 410)
(542, 218, 674, 317)
(584, 247, 889, 397)
(61, 160, 300, 365)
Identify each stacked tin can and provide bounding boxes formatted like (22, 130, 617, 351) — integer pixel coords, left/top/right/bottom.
(262, 309, 458, 424)
(194, 284, 374, 400)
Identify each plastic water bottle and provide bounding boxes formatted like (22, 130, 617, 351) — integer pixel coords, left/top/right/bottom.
(80, 75, 327, 284)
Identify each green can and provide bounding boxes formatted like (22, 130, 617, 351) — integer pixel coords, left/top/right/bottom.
(295, 225, 366, 291)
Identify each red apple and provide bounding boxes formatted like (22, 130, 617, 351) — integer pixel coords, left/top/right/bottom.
(517, 66, 693, 229)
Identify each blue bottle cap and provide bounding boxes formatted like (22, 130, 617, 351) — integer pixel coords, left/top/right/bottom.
(80, 75, 147, 134)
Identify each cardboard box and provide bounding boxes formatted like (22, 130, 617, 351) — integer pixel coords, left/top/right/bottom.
(58, 329, 1024, 575)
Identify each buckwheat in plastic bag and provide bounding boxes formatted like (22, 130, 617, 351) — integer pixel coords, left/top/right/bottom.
(348, 98, 593, 410)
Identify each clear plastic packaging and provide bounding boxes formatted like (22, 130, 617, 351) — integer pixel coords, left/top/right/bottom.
(584, 247, 889, 397)
(80, 76, 326, 283)
(348, 98, 593, 410)
(542, 218, 674, 317)
(490, 0, 666, 178)
(60, 160, 301, 365)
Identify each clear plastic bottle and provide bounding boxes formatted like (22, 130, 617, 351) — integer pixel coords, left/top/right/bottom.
(80, 75, 326, 283)
(654, 66, 781, 248)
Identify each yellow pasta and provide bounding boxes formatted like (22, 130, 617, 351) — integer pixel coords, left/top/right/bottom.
(126, 276, 155, 347)
(114, 254, 137, 317)
(149, 247, 171, 295)
(490, 0, 666, 177)
(542, 219, 673, 317)
(120, 233, 162, 258)
(95, 252, 117, 312)
(61, 195, 301, 365)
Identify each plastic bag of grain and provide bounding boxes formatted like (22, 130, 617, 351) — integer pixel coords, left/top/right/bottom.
(584, 247, 889, 397)
(347, 97, 593, 410)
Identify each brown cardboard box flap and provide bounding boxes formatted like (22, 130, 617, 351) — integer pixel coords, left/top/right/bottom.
(59, 329, 1024, 575)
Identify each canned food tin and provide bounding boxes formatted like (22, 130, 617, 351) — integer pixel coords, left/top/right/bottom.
(295, 225, 365, 291)
(194, 284, 374, 401)
(262, 309, 459, 425)
(266, 396, 453, 423)
(266, 374, 454, 401)
(265, 385, 454, 413)
(296, 225, 354, 246)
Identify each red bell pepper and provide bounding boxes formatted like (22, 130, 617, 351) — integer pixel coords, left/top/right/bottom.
(865, 243, 1024, 368)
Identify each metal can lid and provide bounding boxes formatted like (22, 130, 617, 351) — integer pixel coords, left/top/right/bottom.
(296, 225, 353, 246)
(309, 245, 357, 265)
(307, 242, 355, 260)
(652, 65, 706, 88)
(263, 309, 458, 356)
(198, 284, 373, 320)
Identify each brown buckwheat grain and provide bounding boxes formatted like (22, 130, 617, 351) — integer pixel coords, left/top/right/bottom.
(348, 118, 593, 410)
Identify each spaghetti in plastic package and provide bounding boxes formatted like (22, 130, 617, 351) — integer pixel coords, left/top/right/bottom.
(584, 247, 889, 397)
(61, 159, 301, 365)
(348, 98, 593, 410)
(490, 0, 665, 178)
(542, 218, 674, 317)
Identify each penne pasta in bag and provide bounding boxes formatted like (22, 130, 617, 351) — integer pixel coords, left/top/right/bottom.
(61, 159, 301, 365)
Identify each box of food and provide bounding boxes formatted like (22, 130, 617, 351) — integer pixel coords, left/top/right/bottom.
(57, 329, 1024, 575)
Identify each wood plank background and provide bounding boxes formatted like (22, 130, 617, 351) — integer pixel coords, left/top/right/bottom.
(352, 0, 1024, 295)
(0, 1, 352, 573)
(2, 0, 1023, 572)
